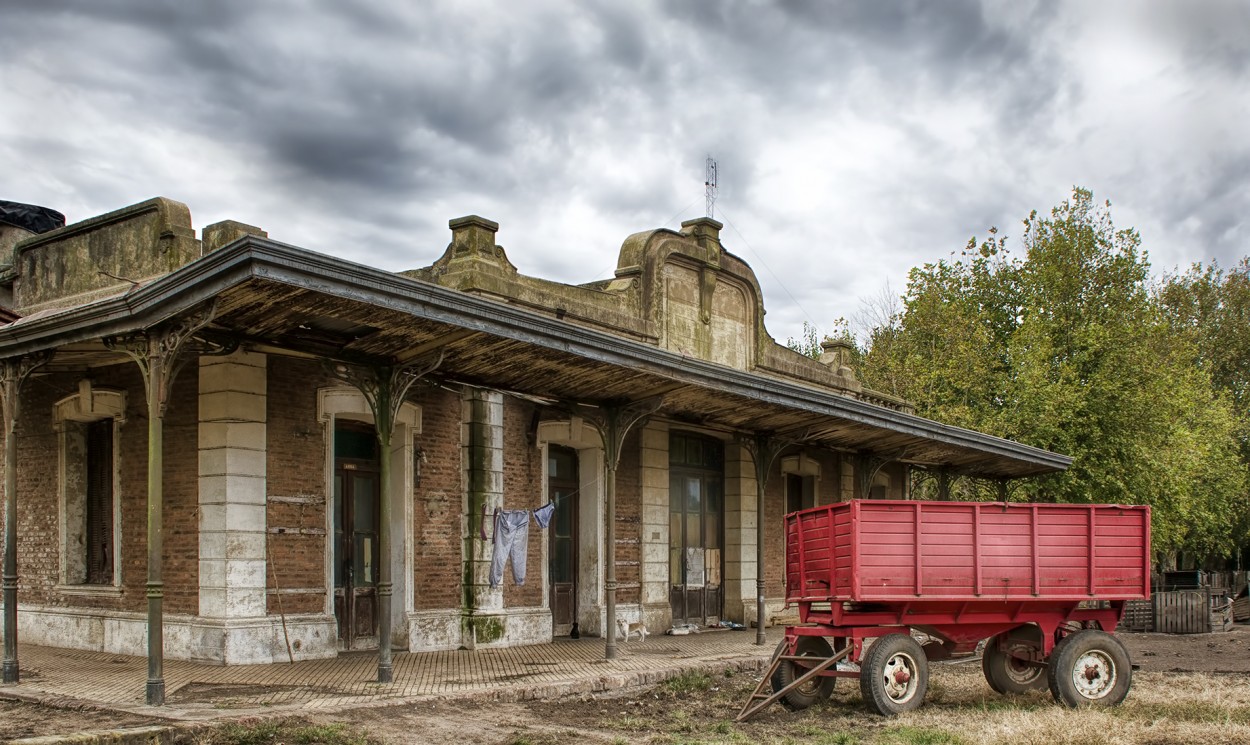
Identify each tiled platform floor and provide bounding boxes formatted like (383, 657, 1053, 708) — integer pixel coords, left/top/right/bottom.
(1, 628, 782, 720)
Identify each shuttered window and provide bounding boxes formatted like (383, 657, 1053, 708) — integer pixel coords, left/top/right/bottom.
(84, 419, 114, 585)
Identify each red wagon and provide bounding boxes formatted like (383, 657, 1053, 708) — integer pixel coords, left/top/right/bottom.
(739, 500, 1151, 719)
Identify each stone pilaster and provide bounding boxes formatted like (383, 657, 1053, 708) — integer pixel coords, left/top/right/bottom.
(638, 421, 671, 630)
(722, 443, 756, 624)
(462, 388, 505, 643)
(197, 351, 268, 632)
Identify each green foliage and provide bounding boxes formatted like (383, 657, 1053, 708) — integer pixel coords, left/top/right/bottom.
(786, 319, 858, 361)
(859, 188, 1249, 560)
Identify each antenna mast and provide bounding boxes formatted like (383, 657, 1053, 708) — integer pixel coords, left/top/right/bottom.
(704, 155, 718, 219)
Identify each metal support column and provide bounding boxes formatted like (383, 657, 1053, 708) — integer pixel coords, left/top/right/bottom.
(740, 433, 787, 646)
(578, 397, 662, 661)
(326, 352, 442, 684)
(107, 304, 224, 705)
(1, 352, 49, 684)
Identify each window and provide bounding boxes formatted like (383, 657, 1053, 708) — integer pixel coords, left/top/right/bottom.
(780, 452, 820, 511)
(55, 385, 125, 589)
(83, 419, 114, 584)
(870, 471, 891, 500)
(785, 473, 815, 513)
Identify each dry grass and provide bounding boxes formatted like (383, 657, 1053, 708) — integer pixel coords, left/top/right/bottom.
(853, 668, 1250, 745)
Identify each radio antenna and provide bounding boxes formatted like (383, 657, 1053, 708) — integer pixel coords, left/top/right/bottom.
(704, 155, 718, 219)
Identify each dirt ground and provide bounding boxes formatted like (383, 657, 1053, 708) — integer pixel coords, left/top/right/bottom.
(2, 625, 1249, 744)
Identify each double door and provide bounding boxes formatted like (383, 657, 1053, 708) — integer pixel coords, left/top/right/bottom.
(669, 433, 723, 625)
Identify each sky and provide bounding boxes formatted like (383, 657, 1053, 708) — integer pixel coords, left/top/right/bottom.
(2, 0, 1247, 346)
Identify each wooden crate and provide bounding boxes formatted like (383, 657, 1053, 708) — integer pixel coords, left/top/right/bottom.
(1120, 599, 1154, 632)
(1154, 589, 1211, 634)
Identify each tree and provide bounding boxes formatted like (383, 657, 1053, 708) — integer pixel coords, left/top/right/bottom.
(859, 188, 1248, 562)
(785, 319, 856, 361)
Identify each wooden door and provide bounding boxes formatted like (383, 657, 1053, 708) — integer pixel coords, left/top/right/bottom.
(668, 433, 723, 626)
(333, 422, 381, 650)
(548, 446, 579, 633)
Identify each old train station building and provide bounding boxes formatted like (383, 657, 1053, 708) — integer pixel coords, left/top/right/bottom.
(0, 197, 1067, 703)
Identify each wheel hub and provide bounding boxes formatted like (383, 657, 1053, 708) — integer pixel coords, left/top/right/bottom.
(1071, 650, 1117, 699)
(883, 654, 917, 702)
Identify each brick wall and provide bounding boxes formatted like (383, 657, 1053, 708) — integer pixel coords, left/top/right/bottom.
(615, 429, 642, 605)
(501, 396, 542, 608)
(7, 361, 197, 614)
(762, 459, 787, 598)
(265, 357, 330, 615)
(411, 385, 462, 611)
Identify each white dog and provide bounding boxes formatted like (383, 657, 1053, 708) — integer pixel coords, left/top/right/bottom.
(618, 617, 648, 642)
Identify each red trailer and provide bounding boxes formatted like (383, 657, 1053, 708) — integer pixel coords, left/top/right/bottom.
(738, 500, 1151, 719)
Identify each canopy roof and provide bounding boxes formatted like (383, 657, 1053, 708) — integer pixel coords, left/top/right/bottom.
(0, 236, 1071, 479)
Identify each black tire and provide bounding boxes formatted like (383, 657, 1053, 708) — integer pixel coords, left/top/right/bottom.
(770, 636, 837, 710)
(983, 627, 1047, 694)
(859, 634, 928, 716)
(1046, 629, 1132, 707)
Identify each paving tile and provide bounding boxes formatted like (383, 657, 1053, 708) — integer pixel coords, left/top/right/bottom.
(0, 629, 779, 720)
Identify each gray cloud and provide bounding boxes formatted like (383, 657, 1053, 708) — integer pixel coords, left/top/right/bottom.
(1, 0, 1247, 344)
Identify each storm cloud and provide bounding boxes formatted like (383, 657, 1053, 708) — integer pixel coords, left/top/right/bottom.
(1, 0, 1246, 342)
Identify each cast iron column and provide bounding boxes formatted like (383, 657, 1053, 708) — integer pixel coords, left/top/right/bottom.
(327, 352, 442, 683)
(579, 397, 661, 661)
(1, 352, 49, 684)
(107, 305, 219, 705)
(741, 433, 786, 646)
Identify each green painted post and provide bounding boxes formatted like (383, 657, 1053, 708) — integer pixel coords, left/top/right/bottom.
(604, 460, 618, 660)
(145, 353, 165, 706)
(2, 372, 19, 683)
(375, 415, 394, 683)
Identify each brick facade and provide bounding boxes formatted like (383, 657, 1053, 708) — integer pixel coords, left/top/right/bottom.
(4, 197, 1044, 676)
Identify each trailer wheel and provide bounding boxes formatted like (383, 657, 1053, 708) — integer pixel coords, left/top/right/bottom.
(1047, 630, 1132, 707)
(983, 629, 1046, 694)
(771, 636, 837, 709)
(860, 634, 928, 716)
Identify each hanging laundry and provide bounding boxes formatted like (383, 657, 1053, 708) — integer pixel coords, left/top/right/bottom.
(532, 501, 556, 529)
(489, 509, 531, 588)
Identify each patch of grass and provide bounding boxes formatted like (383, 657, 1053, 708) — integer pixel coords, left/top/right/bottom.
(604, 714, 651, 732)
(205, 720, 378, 745)
(876, 725, 967, 745)
(661, 671, 715, 696)
(212, 721, 284, 745)
(668, 708, 696, 733)
(506, 734, 561, 745)
(790, 723, 861, 745)
(292, 722, 377, 745)
(1117, 700, 1250, 725)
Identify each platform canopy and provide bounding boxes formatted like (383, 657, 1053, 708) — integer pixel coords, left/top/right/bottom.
(0, 236, 1070, 480)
